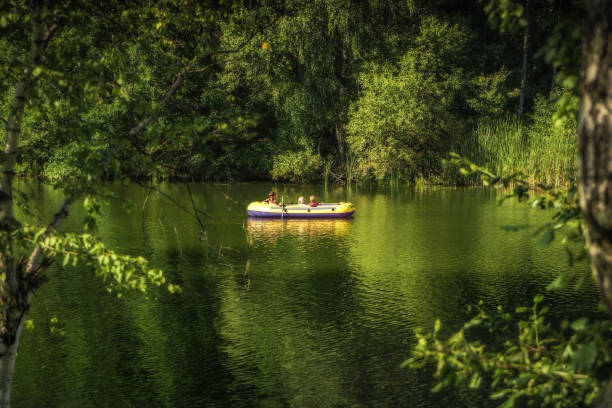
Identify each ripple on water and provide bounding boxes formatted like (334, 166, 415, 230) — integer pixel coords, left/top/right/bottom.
(12, 184, 598, 408)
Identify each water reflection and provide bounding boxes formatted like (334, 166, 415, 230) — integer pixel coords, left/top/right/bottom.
(11, 183, 599, 408)
(246, 218, 353, 241)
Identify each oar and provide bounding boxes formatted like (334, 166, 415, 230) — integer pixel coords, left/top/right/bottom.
(281, 194, 284, 220)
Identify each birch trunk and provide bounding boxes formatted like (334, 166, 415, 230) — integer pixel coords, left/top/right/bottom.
(0, 3, 45, 406)
(0, 293, 29, 408)
(579, 2, 612, 406)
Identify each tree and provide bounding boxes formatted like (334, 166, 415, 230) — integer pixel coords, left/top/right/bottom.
(406, 1, 612, 406)
(345, 16, 472, 181)
(0, 1, 265, 406)
(518, 0, 530, 118)
(218, 0, 416, 182)
(579, 1, 612, 405)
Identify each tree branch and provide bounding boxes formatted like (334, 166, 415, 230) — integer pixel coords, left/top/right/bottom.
(211, 27, 259, 56)
(134, 181, 211, 226)
(24, 196, 73, 277)
(186, 62, 217, 74)
(126, 70, 186, 141)
(185, 183, 208, 240)
(124, 13, 274, 147)
(42, 24, 58, 51)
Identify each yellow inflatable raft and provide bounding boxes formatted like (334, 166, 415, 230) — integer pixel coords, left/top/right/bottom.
(247, 202, 355, 218)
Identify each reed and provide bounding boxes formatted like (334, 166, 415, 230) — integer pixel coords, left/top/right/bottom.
(345, 149, 357, 186)
(322, 159, 333, 187)
(469, 111, 577, 186)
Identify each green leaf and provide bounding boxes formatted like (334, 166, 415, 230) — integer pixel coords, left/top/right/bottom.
(434, 319, 441, 334)
(535, 228, 554, 246)
(562, 75, 578, 89)
(400, 358, 414, 368)
(516, 372, 534, 386)
(498, 393, 520, 408)
(464, 318, 483, 329)
(469, 373, 482, 389)
(62, 253, 70, 267)
(571, 317, 589, 331)
(546, 271, 572, 291)
(431, 381, 445, 393)
(490, 389, 511, 400)
(572, 342, 597, 370)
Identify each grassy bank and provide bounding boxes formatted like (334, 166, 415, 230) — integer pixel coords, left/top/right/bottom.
(467, 97, 577, 186)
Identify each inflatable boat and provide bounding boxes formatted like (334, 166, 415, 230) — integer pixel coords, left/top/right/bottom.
(247, 202, 355, 218)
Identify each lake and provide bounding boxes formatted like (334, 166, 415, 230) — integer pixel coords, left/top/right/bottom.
(12, 182, 598, 407)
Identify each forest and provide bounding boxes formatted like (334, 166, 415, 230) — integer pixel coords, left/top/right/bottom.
(3, 1, 611, 408)
(0, 0, 582, 186)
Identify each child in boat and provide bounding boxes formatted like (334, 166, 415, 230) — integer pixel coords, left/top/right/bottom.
(298, 196, 306, 204)
(264, 191, 278, 204)
(308, 195, 319, 207)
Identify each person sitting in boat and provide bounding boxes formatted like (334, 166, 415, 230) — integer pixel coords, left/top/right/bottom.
(298, 196, 306, 204)
(308, 195, 319, 207)
(263, 191, 278, 204)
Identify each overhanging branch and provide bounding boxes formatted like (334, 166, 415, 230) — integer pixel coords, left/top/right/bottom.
(24, 196, 73, 277)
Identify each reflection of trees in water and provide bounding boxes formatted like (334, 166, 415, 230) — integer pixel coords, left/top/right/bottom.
(12, 183, 594, 408)
(348, 188, 590, 328)
(222, 218, 365, 407)
(14, 183, 243, 408)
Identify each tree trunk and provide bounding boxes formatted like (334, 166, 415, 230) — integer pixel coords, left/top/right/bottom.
(579, 0, 612, 317)
(336, 123, 345, 161)
(518, 0, 530, 118)
(579, 2, 612, 406)
(0, 3, 45, 406)
(0, 343, 18, 408)
(550, 4, 560, 97)
(0, 294, 29, 408)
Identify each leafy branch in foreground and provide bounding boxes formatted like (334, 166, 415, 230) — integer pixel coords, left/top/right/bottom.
(448, 153, 585, 272)
(403, 153, 606, 407)
(405, 296, 611, 408)
(16, 225, 181, 296)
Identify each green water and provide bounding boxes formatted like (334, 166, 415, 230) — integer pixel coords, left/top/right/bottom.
(11, 183, 598, 408)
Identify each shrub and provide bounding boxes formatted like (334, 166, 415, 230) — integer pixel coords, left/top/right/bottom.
(345, 16, 471, 181)
(270, 149, 324, 183)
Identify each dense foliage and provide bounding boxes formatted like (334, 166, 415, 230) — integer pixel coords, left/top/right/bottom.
(0, 1, 600, 407)
(0, 0, 582, 185)
(405, 155, 608, 408)
(407, 298, 611, 408)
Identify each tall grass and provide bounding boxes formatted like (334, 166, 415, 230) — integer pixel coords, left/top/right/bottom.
(323, 159, 333, 186)
(468, 96, 577, 186)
